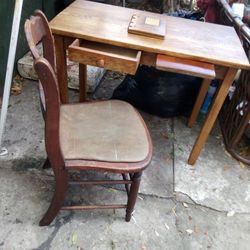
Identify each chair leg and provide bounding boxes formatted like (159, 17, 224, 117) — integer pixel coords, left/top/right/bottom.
(42, 158, 51, 169)
(125, 172, 142, 222)
(39, 170, 68, 226)
(122, 173, 130, 196)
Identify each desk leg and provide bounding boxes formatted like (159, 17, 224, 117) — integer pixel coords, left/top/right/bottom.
(54, 35, 68, 104)
(79, 64, 87, 102)
(188, 68, 238, 165)
(188, 79, 211, 128)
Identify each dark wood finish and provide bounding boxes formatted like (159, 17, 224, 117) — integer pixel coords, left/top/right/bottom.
(34, 57, 68, 226)
(24, 10, 56, 112)
(122, 173, 130, 196)
(54, 35, 68, 104)
(25, 11, 152, 226)
(125, 172, 142, 222)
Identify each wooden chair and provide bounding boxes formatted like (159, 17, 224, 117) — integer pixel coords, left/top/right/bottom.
(25, 10, 152, 226)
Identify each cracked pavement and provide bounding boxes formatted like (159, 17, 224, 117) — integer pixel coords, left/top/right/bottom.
(0, 75, 250, 249)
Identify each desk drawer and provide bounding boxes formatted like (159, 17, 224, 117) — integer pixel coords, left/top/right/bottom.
(68, 39, 141, 75)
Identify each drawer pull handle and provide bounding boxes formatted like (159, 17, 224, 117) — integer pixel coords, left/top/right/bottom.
(97, 59, 105, 68)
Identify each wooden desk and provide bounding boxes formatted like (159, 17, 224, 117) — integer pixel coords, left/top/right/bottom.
(50, 0, 250, 165)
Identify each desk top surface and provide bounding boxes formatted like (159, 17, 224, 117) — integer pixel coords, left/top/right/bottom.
(50, 0, 250, 69)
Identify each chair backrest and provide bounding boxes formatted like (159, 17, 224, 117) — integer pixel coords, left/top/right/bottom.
(25, 11, 64, 168)
(24, 10, 55, 69)
(24, 10, 58, 113)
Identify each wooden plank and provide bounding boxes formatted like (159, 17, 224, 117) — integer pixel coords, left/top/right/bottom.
(50, 0, 250, 70)
(156, 54, 216, 79)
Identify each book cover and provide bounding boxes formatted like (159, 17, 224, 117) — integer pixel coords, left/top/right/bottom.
(128, 13, 166, 39)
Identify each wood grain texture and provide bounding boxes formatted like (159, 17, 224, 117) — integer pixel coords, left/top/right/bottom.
(156, 54, 216, 79)
(50, 0, 250, 69)
(54, 35, 68, 103)
(68, 39, 141, 75)
(188, 68, 238, 165)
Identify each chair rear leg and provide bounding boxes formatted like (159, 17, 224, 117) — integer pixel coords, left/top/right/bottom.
(122, 173, 130, 196)
(39, 170, 68, 226)
(125, 172, 142, 222)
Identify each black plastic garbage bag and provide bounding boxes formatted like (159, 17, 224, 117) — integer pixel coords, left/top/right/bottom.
(112, 65, 202, 118)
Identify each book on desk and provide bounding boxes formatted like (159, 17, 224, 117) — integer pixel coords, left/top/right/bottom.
(128, 13, 166, 39)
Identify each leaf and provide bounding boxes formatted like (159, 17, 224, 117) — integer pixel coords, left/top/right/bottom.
(72, 232, 78, 246)
(11, 82, 23, 96)
(171, 205, 177, 217)
(239, 162, 245, 169)
(111, 240, 116, 250)
(227, 211, 235, 217)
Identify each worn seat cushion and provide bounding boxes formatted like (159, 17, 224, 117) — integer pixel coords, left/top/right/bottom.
(60, 100, 150, 162)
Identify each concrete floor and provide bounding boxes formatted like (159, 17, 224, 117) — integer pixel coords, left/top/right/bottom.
(0, 74, 250, 250)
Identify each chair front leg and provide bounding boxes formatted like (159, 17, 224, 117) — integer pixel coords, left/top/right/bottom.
(125, 172, 142, 222)
(39, 168, 68, 226)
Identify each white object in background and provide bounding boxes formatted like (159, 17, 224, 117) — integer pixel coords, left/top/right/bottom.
(0, 0, 24, 156)
(232, 3, 245, 20)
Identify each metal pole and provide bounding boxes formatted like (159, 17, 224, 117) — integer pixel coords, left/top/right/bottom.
(0, 0, 24, 156)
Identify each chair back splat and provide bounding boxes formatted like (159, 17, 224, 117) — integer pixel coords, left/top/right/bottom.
(24, 10, 152, 226)
(25, 10, 58, 115)
(24, 10, 55, 69)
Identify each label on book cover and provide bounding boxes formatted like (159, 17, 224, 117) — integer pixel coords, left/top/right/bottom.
(145, 17, 160, 26)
